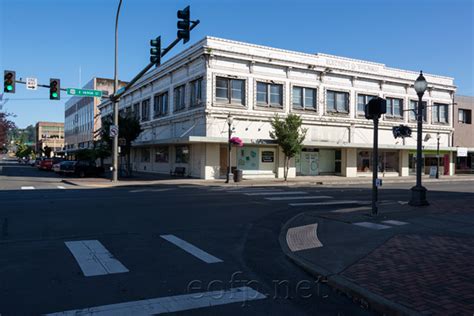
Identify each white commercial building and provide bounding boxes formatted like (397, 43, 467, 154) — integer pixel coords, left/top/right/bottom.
(98, 37, 456, 179)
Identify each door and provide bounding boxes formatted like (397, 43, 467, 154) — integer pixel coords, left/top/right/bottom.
(301, 152, 319, 176)
(219, 146, 227, 177)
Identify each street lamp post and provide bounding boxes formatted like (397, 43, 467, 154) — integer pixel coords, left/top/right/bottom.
(409, 71, 429, 206)
(112, 0, 123, 183)
(225, 114, 233, 183)
(436, 133, 440, 179)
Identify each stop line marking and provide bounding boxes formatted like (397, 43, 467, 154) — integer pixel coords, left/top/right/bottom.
(266, 196, 332, 201)
(21, 186, 35, 190)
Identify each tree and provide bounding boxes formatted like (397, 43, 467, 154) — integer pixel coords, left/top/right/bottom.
(0, 112, 16, 152)
(43, 146, 52, 158)
(101, 113, 142, 177)
(269, 114, 307, 181)
(15, 142, 33, 158)
(93, 140, 111, 167)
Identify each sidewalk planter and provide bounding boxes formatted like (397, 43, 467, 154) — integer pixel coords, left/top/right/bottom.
(233, 169, 243, 182)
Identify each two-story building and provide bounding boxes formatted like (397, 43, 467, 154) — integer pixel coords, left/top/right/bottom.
(35, 121, 64, 157)
(453, 95, 474, 173)
(98, 37, 456, 179)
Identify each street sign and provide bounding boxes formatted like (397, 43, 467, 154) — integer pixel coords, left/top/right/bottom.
(67, 88, 102, 98)
(26, 77, 38, 90)
(109, 125, 119, 137)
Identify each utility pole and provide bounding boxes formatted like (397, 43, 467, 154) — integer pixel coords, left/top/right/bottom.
(112, 0, 123, 183)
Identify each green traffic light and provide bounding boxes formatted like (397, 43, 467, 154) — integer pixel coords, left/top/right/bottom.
(6, 85, 12, 91)
(52, 92, 58, 98)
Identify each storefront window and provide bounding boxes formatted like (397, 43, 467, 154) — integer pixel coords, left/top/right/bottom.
(175, 145, 189, 163)
(155, 146, 169, 163)
(141, 148, 150, 162)
(357, 150, 399, 173)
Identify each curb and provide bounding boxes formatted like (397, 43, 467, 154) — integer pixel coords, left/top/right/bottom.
(278, 212, 421, 316)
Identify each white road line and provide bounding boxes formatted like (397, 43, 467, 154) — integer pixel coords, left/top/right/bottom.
(20, 186, 35, 190)
(265, 196, 333, 201)
(161, 234, 222, 264)
(65, 240, 129, 277)
(382, 220, 409, 226)
(129, 188, 174, 193)
(57, 186, 66, 189)
(45, 286, 266, 316)
(331, 206, 371, 213)
(289, 200, 370, 207)
(353, 222, 391, 230)
(245, 191, 307, 196)
(229, 189, 283, 194)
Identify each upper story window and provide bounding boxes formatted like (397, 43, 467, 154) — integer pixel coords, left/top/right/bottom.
(174, 85, 186, 112)
(327, 90, 349, 113)
(432, 103, 449, 124)
(133, 103, 140, 120)
(409, 100, 427, 122)
(141, 99, 150, 122)
(292, 86, 316, 110)
(458, 109, 472, 124)
(357, 94, 376, 114)
(385, 97, 403, 118)
(216, 77, 245, 106)
(190, 78, 203, 107)
(257, 82, 283, 108)
(153, 92, 168, 118)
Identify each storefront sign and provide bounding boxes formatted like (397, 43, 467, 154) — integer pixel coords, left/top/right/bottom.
(457, 147, 468, 157)
(429, 166, 437, 178)
(261, 151, 274, 163)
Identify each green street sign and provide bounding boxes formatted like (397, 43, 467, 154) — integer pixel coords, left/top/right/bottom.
(67, 88, 103, 98)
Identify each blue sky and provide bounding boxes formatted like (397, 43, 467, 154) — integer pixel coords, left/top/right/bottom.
(1, 0, 473, 128)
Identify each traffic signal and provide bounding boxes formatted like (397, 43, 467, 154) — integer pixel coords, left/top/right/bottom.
(150, 36, 161, 67)
(177, 6, 190, 44)
(4, 70, 16, 93)
(365, 97, 387, 120)
(49, 78, 60, 100)
(392, 125, 412, 138)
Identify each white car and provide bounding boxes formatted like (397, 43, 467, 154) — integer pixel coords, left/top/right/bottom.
(52, 162, 62, 173)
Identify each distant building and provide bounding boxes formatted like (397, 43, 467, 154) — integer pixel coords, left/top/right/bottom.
(35, 122, 64, 157)
(453, 95, 474, 173)
(98, 37, 457, 179)
(64, 77, 127, 157)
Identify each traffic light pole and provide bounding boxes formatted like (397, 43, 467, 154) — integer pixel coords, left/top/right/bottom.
(112, 0, 123, 183)
(372, 117, 379, 216)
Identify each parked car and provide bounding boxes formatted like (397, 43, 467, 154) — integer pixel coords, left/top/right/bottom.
(52, 162, 62, 173)
(74, 160, 104, 178)
(34, 158, 43, 167)
(39, 157, 64, 171)
(58, 161, 77, 175)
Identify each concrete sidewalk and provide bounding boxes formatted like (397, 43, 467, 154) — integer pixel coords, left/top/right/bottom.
(61, 173, 474, 188)
(280, 198, 474, 315)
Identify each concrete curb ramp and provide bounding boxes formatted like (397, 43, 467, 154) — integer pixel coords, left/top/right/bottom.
(279, 212, 421, 316)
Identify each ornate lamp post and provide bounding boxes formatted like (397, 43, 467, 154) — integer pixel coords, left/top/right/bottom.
(225, 114, 234, 183)
(409, 71, 429, 206)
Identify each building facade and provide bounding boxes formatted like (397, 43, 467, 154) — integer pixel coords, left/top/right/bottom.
(64, 77, 126, 157)
(453, 95, 474, 173)
(99, 37, 457, 179)
(35, 121, 64, 157)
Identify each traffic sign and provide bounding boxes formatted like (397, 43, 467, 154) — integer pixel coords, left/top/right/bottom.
(26, 78, 38, 90)
(109, 125, 119, 137)
(67, 88, 102, 98)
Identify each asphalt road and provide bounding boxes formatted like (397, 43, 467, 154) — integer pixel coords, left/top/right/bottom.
(0, 159, 472, 315)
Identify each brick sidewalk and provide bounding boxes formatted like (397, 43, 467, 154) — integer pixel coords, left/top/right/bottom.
(342, 234, 474, 315)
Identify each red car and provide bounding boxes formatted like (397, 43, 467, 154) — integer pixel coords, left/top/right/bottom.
(38, 157, 64, 171)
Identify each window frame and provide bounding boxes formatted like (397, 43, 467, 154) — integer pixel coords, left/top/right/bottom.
(432, 103, 449, 124)
(173, 84, 186, 112)
(326, 90, 349, 114)
(458, 108, 472, 124)
(215, 76, 246, 106)
(292, 85, 317, 111)
(140, 148, 151, 163)
(154, 146, 169, 163)
(408, 100, 427, 122)
(153, 91, 169, 118)
(190, 77, 204, 108)
(385, 97, 404, 119)
(132, 103, 140, 120)
(141, 98, 150, 122)
(175, 145, 190, 164)
(356, 94, 377, 115)
(256, 81, 284, 108)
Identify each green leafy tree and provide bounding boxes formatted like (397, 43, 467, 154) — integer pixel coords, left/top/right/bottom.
(101, 113, 142, 177)
(75, 149, 95, 161)
(269, 114, 307, 181)
(43, 146, 52, 158)
(15, 142, 33, 158)
(92, 140, 111, 167)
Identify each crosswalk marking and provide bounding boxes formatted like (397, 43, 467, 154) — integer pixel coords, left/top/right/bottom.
(57, 186, 66, 189)
(245, 191, 307, 196)
(286, 223, 323, 251)
(382, 220, 409, 226)
(45, 286, 266, 315)
(20, 186, 35, 190)
(161, 234, 223, 264)
(65, 240, 129, 277)
(353, 222, 391, 230)
(265, 195, 332, 201)
(289, 200, 370, 207)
